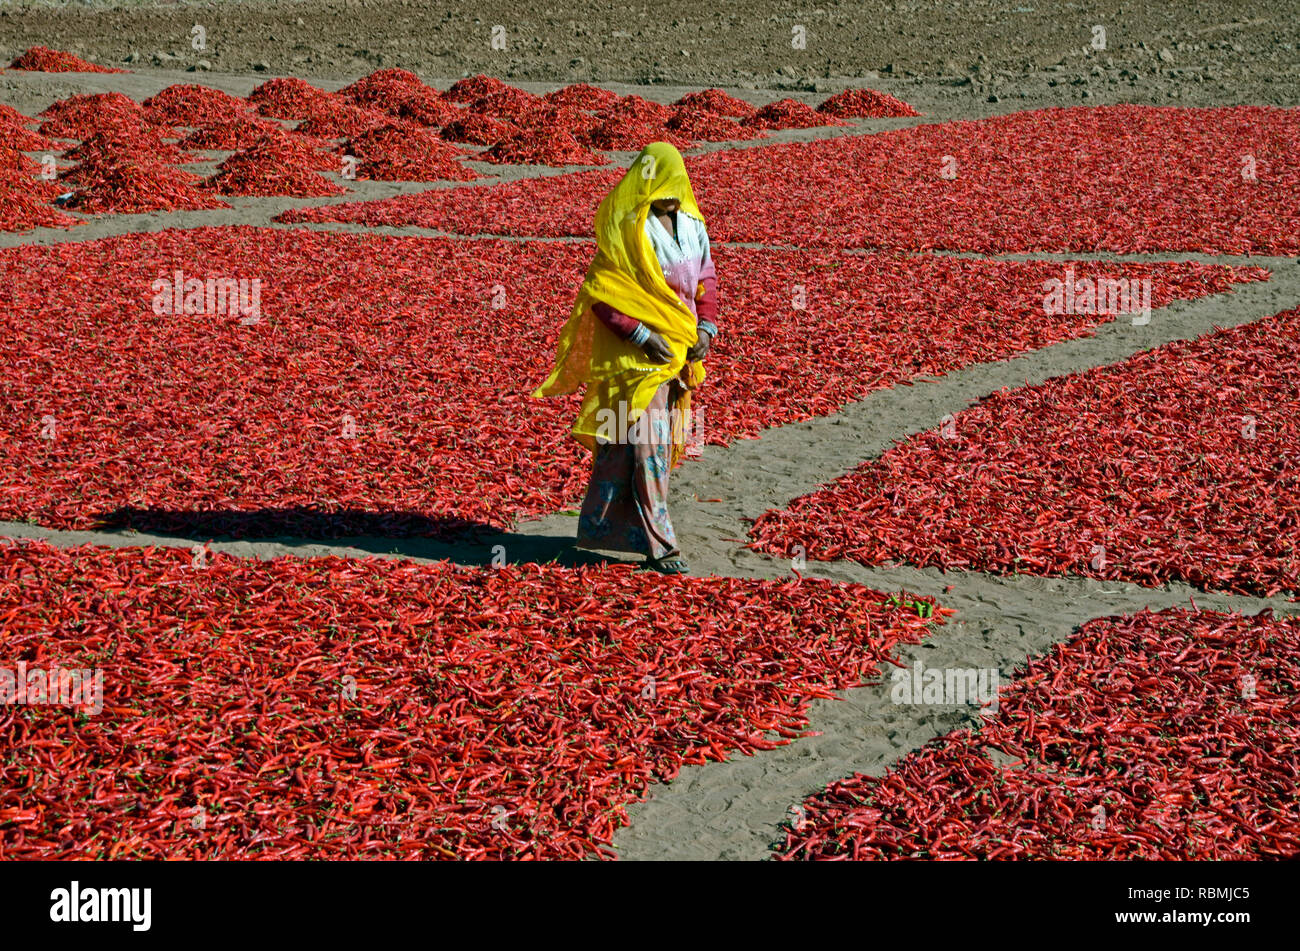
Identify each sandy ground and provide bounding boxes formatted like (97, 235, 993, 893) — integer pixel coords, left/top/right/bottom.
(2, 2, 1299, 860)
(2, 0, 1298, 108)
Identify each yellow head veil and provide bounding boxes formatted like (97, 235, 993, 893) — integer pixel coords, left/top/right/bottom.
(532, 142, 707, 454)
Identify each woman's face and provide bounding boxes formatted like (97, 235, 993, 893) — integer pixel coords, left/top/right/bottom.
(651, 198, 680, 215)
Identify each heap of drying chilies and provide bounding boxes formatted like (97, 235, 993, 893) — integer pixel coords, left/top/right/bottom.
(8, 45, 126, 73)
(778, 607, 1300, 860)
(750, 306, 1300, 599)
(279, 104, 1300, 256)
(0, 540, 942, 859)
(0, 226, 1260, 537)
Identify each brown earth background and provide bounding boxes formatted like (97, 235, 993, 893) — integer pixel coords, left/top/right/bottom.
(2, 1, 1298, 108)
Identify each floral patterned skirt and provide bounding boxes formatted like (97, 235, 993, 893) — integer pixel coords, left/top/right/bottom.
(575, 381, 680, 559)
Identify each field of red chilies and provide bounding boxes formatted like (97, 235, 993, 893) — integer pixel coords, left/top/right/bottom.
(778, 608, 1300, 860)
(0, 226, 1258, 538)
(2, 51, 1297, 866)
(0, 540, 939, 859)
(751, 306, 1300, 599)
(281, 105, 1300, 255)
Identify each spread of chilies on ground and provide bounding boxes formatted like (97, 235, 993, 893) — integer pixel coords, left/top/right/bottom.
(0, 0, 1298, 915)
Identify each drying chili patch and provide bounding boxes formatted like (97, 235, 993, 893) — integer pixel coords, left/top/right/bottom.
(0, 539, 939, 860)
(278, 105, 1300, 255)
(752, 305, 1299, 599)
(777, 607, 1300, 860)
(0, 228, 1259, 537)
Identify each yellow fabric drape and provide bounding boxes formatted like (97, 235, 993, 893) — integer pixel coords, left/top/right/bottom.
(532, 142, 706, 460)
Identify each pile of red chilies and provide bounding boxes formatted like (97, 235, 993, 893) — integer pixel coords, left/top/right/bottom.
(247, 77, 334, 120)
(0, 169, 80, 232)
(37, 93, 160, 139)
(439, 113, 516, 146)
(483, 128, 610, 167)
(341, 124, 479, 181)
(579, 115, 693, 151)
(338, 68, 428, 111)
(65, 128, 192, 166)
(143, 84, 256, 127)
(394, 90, 462, 127)
(778, 607, 1300, 860)
(205, 139, 345, 196)
(443, 74, 511, 102)
(181, 118, 286, 151)
(666, 106, 766, 142)
(545, 82, 621, 111)
(0, 105, 56, 150)
(294, 97, 391, 139)
(64, 157, 228, 214)
(672, 88, 757, 119)
(744, 98, 848, 130)
(467, 88, 545, 122)
(9, 45, 127, 73)
(817, 87, 921, 118)
(0, 539, 941, 860)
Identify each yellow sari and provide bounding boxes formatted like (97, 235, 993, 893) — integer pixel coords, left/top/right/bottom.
(532, 142, 706, 466)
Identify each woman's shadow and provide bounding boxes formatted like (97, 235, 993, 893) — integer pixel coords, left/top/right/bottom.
(94, 505, 620, 568)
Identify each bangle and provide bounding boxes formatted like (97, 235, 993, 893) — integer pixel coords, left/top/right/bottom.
(628, 323, 652, 347)
(697, 320, 718, 339)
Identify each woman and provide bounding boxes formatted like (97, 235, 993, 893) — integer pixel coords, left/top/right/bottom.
(533, 142, 718, 574)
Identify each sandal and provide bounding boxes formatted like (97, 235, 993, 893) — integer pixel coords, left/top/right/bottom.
(645, 554, 690, 574)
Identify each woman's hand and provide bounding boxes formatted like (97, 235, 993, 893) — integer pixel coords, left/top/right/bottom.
(686, 328, 713, 362)
(642, 331, 674, 364)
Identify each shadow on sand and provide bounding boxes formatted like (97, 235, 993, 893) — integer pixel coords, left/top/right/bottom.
(95, 506, 625, 569)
